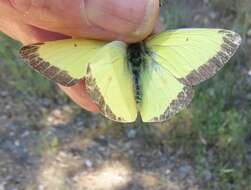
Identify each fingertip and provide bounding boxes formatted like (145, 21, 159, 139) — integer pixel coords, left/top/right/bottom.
(83, 0, 160, 42)
(58, 81, 100, 113)
(153, 18, 165, 34)
(131, 0, 160, 39)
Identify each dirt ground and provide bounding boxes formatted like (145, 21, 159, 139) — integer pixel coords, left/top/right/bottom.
(0, 92, 199, 190)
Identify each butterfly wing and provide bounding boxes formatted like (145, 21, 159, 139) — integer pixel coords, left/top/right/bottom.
(139, 55, 194, 122)
(140, 28, 241, 122)
(85, 41, 137, 122)
(145, 29, 241, 86)
(20, 39, 106, 86)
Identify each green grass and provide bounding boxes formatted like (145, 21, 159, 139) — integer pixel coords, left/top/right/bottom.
(0, 33, 56, 97)
(161, 1, 188, 28)
(0, 0, 251, 189)
(160, 1, 251, 189)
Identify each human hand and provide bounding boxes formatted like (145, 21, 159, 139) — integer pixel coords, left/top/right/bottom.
(0, 0, 160, 112)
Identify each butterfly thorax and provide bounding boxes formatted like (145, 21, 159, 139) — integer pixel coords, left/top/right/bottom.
(127, 42, 149, 104)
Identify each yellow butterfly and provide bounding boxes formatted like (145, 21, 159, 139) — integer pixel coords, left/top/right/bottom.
(20, 29, 241, 123)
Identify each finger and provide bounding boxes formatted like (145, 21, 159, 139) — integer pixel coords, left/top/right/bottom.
(153, 18, 165, 33)
(1, 0, 159, 42)
(0, 17, 119, 44)
(83, 0, 160, 41)
(0, 17, 68, 44)
(0, 16, 163, 45)
(59, 80, 100, 113)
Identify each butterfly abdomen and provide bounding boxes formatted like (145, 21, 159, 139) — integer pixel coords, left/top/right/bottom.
(127, 43, 147, 104)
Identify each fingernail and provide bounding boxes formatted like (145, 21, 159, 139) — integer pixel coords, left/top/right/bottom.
(132, 0, 159, 37)
(83, 0, 158, 40)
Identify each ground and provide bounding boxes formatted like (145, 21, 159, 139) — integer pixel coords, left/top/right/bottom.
(0, 0, 251, 190)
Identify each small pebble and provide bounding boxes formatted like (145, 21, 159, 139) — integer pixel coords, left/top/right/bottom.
(209, 12, 217, 19)
(85, 160, 93, 168)
(0, 91, 8, 97)
(127, 129, 137, 139)
(9, 132, 15, 137)
(178, 164, 193, 178)
(165, 169, 171, 175)
(0, 182, 5, 190)
(14, 140, 20, 147)
(202, 170, 212, 181)
(38, 185, 45, 190)
(21, 131, 30, 138)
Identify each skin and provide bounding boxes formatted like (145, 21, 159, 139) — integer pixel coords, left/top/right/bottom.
(0, 0, 160, 112)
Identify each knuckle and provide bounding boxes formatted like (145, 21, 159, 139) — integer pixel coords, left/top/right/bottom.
(8, 0, 46, 13)
(8, 0, 32, 12)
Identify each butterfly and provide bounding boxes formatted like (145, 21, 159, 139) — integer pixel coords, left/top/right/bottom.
(20, 28, 241, 123)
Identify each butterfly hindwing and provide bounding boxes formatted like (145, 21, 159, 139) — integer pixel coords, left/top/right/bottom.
(139, 55, 193, 122)
(20, 39, 106, 86)
(145, 29, 241, 86)
(85, 41, 138, 122)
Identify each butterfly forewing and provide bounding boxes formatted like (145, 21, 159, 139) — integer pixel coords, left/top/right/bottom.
(145, 29, 241, 86)
(20, 39, 106, 86)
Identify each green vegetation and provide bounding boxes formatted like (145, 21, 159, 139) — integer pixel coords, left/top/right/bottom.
(0, 33, 56, 97)
(160, 1, 251, 189)
(0, 0, 250, 189)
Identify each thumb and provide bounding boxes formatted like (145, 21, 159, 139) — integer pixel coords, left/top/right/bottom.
(83, 0, 160, 41)
(6, 0, 159, 42)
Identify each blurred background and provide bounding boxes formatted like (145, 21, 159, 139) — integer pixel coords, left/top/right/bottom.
(0, 0, 250, 189)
